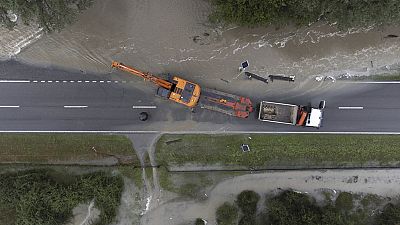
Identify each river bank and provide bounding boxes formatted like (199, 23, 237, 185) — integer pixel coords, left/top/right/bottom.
(1, 0, 397, 98)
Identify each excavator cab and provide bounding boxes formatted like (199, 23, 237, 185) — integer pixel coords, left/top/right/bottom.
(167, 77, 201, 108)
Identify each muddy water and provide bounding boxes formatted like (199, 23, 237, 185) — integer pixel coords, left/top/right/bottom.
(16, 0, 400, 97)
(142, 169, 400, 225)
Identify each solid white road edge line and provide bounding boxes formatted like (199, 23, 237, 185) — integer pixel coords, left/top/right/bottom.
(0, 80, 30, 83)
(132, 106, 157, 109)
(63, 105, 88, 108)
(338, 106, 364, 110)
(0, 131, 399, 134)
(0, 106, 20, 108)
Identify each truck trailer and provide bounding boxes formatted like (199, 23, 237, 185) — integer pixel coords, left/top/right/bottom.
(258, 101, 325, 128)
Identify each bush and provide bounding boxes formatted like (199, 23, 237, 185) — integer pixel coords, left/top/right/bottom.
(0, 169, 124, 225)
(209, 0, 400, 29)
(216, 202, 238, 225)
(195, 218, 206, 225)
(238, 215, 256, 225)
(237, 190, 260, 215)
(267, 190, 323, 225)
(335, 192, 354, 212)
(376, 203, 400, 225)
(0, 0, 93, 32)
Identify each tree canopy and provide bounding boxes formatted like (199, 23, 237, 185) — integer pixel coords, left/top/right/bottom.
(0, 0, 93, 32)
(209, 0, 400, 29)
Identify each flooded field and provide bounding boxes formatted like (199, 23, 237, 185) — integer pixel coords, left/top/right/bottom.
(8, 0, 400, 97)
(142, 169, 400, 225)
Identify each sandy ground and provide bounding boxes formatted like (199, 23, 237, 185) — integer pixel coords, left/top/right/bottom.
(141, 169, 400, 225)
(111, 178, 145, 225)
(7, 0, 400, 99)
(67, 200, 101, 225)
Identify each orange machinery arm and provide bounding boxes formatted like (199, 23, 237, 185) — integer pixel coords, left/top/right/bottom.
(111, 61, 172, 90)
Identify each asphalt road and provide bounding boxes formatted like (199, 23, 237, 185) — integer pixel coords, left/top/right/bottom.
(0, 61, 399, 132)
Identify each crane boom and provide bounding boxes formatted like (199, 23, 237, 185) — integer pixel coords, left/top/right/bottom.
(111, 61, 172, 90)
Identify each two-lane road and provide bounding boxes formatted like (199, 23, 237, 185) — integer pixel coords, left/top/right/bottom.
(1, 61, 399, 132)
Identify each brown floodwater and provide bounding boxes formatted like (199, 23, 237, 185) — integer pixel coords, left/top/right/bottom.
(14, 0, 400, 97)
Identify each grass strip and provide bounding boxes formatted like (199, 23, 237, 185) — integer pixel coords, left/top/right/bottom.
(156, 134, 400, 169)
(352, 73, 400, 81)
(0, 134, 138, 165)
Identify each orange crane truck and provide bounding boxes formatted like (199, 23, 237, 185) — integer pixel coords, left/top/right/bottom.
(111, 61, 253, 118)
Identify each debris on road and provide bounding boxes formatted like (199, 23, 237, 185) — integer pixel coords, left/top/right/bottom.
(324, 76, 336, 82)
(220, 78, 230, 83)
(239, 60, 249, 72)
(245, 71, 269, 83)
(269, 74, 295, 82)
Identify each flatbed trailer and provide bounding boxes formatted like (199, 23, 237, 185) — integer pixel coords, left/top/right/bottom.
(258, 101, 324, 128)
(199, 88, 253, 118)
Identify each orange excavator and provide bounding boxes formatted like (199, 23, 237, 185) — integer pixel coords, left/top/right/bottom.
(111, 61, 253, 118)
(112, 61, 201, 108)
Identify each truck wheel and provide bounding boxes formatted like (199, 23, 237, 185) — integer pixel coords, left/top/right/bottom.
(319, 100, 326, 109)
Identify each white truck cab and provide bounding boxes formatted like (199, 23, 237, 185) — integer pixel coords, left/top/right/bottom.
(305, 108, 323, 128)
(305, 100, 325, 128)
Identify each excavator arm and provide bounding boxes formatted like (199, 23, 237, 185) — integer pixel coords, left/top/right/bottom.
(111, 61, 172, 90)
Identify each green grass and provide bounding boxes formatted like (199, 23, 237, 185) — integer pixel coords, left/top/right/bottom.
(353, 73, 400, 81)
(158, 167, 217, 198)
(361, 194, 384, 208)
(156, 134, 400, 169)
(0, 134, 138, 165)
(158, 166, 175, 191)
(118, 166, 143, 188)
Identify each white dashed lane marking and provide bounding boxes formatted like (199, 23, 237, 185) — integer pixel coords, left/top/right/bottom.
(63, 105, 88, 108)
(0, 105, 20, 108)
(338, 106, 364, 110)
(132, 106, 157, 109)
(0, 79, 132, 84)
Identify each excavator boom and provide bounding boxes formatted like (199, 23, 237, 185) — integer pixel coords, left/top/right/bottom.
(111, 61, 172, 90)
(111, 61, 201, 108)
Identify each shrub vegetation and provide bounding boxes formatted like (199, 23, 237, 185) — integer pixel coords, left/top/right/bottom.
(237, 190, 260, 224)
(216, 202, 238, 225)
(209, 0, 400, 29)
(0, 169, 124, 225)
(213, 190, 400, 225)
(0, 0, 93, 31)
